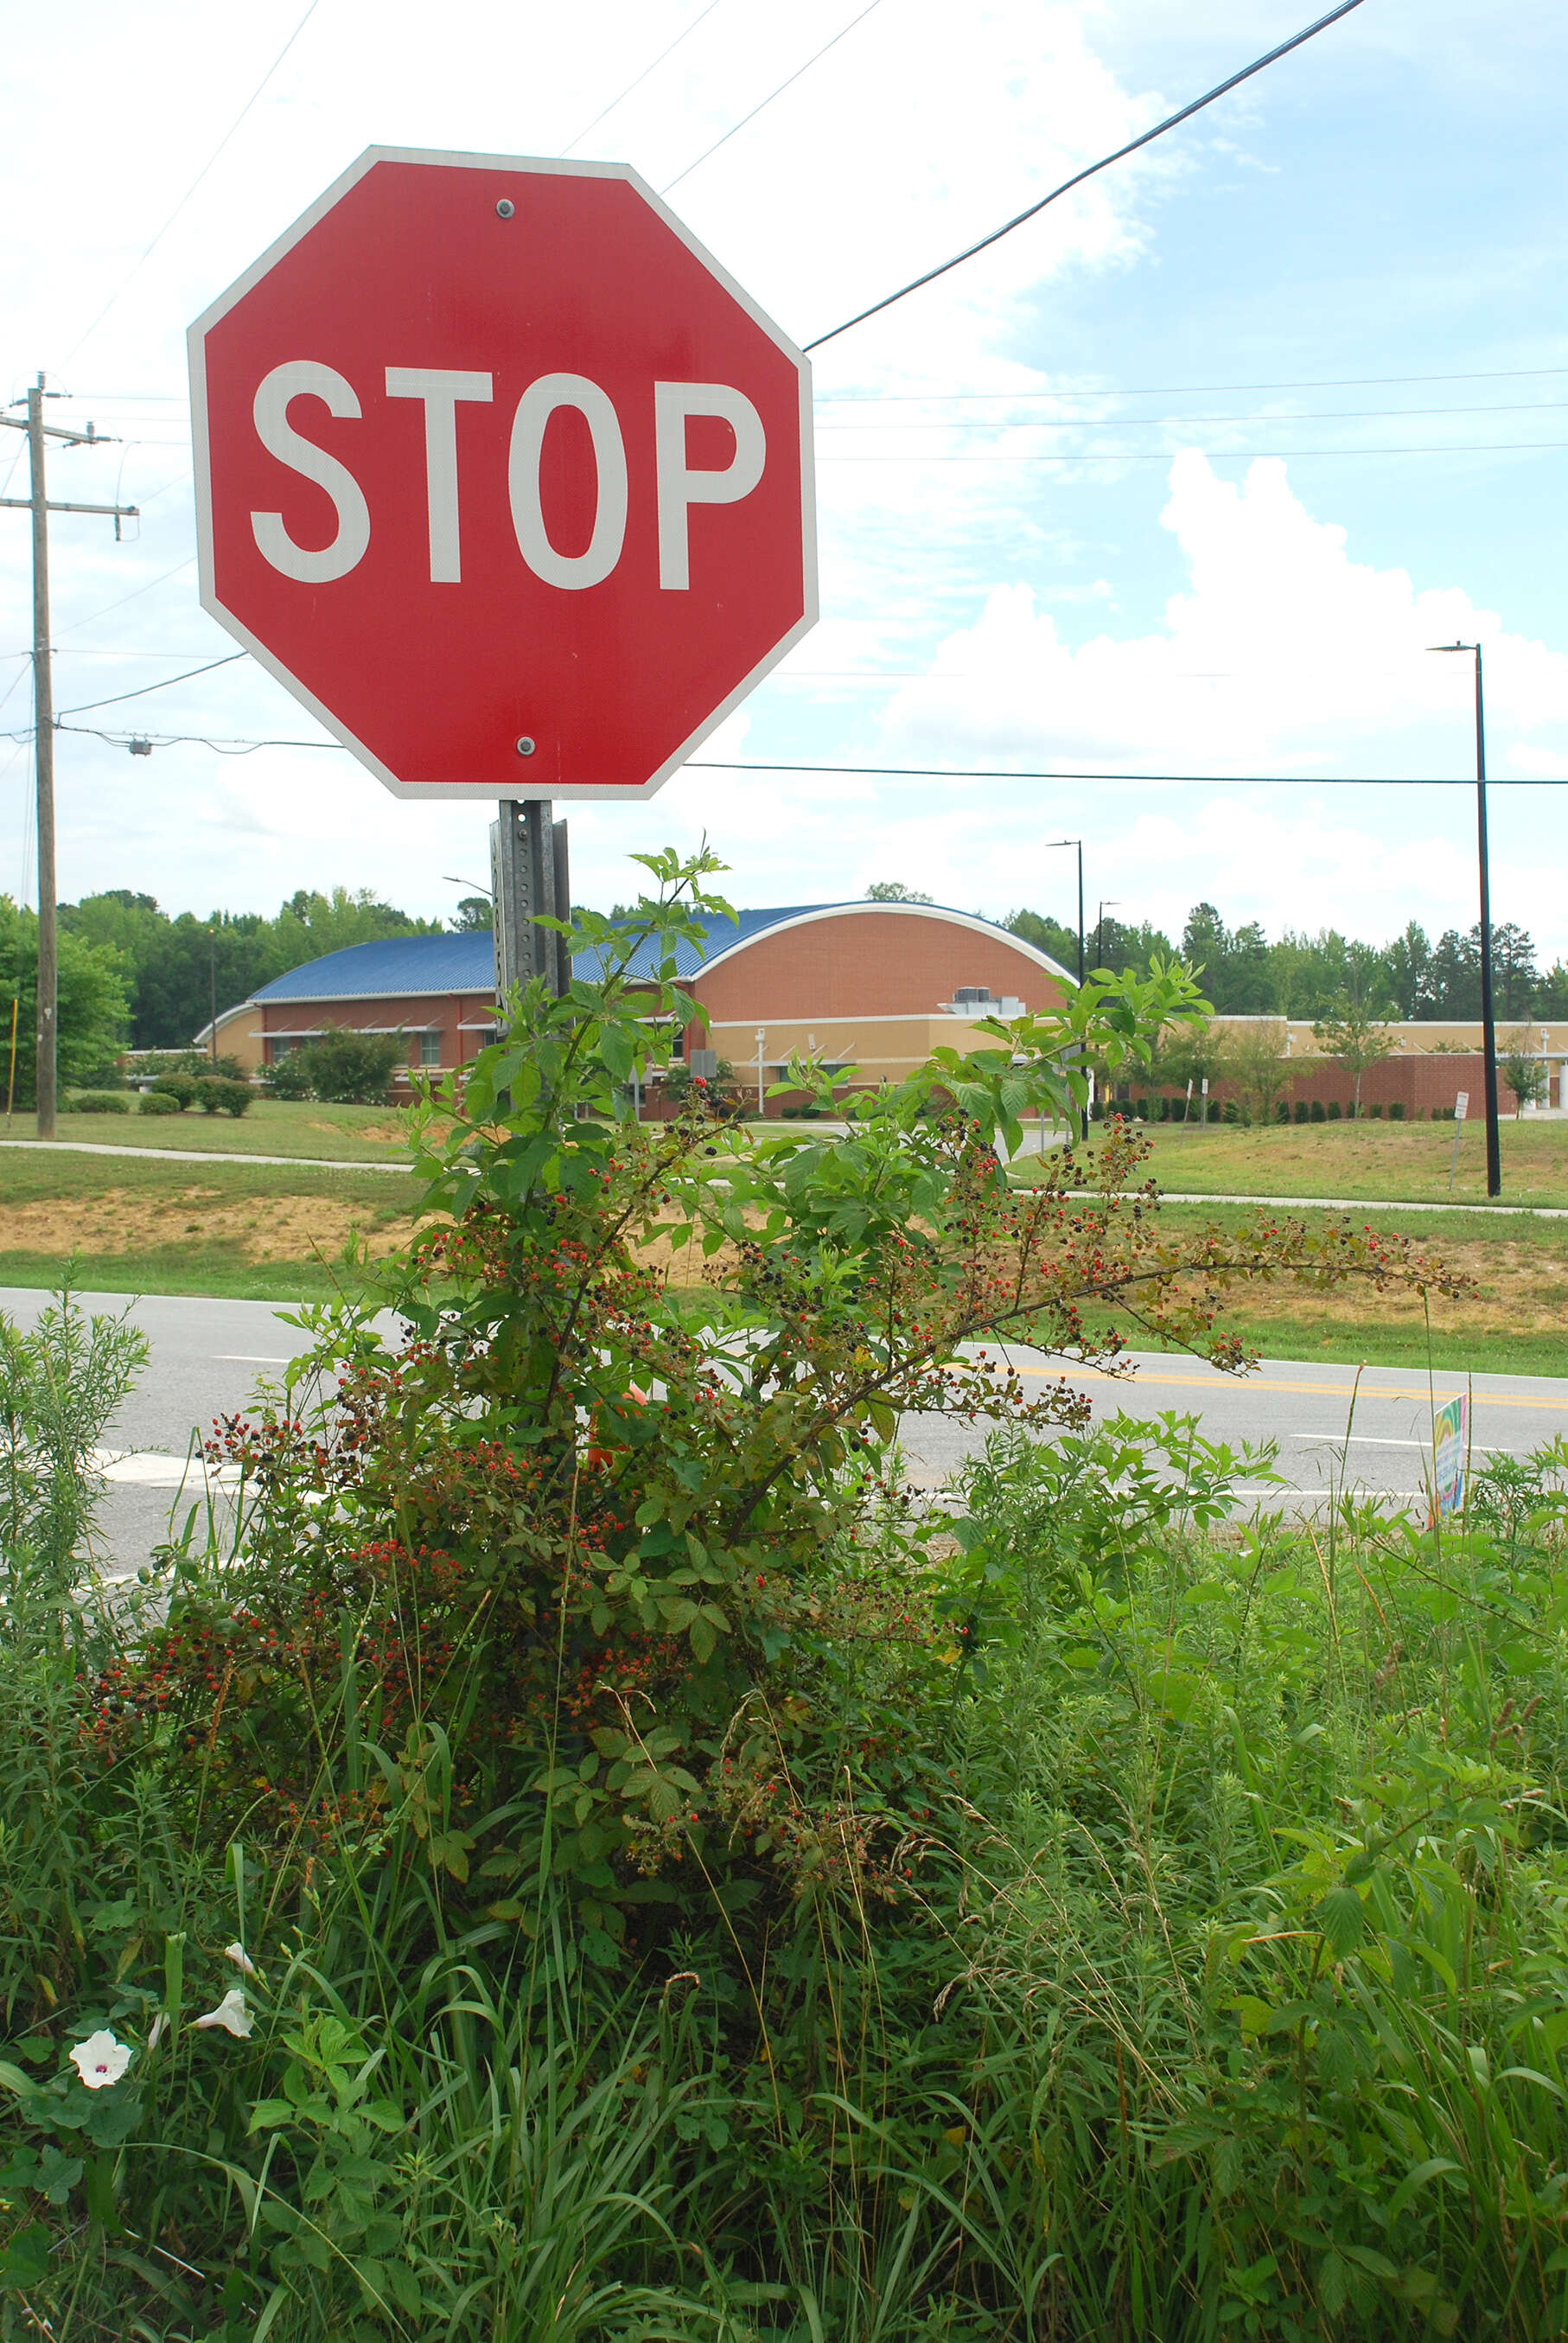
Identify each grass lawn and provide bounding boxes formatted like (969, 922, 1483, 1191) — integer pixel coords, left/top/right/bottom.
(0, 1145, 424, 1301)
(0, 1138, 1562, 1376)
(16, 1097, 417, 1162)
(1112, 1199, 1568, 1377)
(1119, 1112, 1568, 1207)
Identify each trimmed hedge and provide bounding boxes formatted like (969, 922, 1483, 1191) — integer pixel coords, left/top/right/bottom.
(194, 1076, 252, 1118)
(137, 1090, 180, 1116)
(67, 1091, 131, 1114)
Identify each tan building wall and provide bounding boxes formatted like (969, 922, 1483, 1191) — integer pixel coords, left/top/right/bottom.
(691, 907, 1062, 1027)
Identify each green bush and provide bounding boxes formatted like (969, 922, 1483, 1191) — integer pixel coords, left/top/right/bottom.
(194, 1075, 251, 1116)
(1293, 1098, 1310, 1123)
(1327, 1098, 1342, 1120)
(288, 1029, 404, 1104)
(66, 1089, 131, 1114)
(1366, 1101, 1383, 1118)
(1388, 1098, 1406, 1120)
(0, 865, 1484, 2343)
(137, 1089, 179, 1116)
(150, 1071, 196, 1108)
(1310, 1097, 1326, 1121)
(263, 1050, 316, 1100)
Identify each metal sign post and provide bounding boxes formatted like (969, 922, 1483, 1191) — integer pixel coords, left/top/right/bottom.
(490, 799, 570, 1005)
(1448, 1088, 1469, 1194)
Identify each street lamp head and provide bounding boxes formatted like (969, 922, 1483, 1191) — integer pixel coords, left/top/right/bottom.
(1426, 641, 1474, 653)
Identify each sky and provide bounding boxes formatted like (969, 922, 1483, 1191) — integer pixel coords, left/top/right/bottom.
(3, 0, 1567, 958)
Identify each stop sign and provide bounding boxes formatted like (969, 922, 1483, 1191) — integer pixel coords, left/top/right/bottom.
(188, 146, 816, 800)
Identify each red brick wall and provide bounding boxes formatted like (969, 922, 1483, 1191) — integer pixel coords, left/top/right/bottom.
(689, 910, 1063, 1025)
(261, 993, 498, 1071)
(1131, 1054, 1507, 1118)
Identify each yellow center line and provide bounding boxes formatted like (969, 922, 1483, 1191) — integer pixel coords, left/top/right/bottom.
(1012, 1367, 1568, 1412)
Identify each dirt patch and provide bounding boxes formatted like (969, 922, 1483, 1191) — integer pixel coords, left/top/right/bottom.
(0, 1185, 418, 1265)
(307, 1120, 407, 1145)
(1214, 1237, 1568, 1339)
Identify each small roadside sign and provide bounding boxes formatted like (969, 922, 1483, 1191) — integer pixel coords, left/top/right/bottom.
(1432, 1392, 1469, 1520)
(1454, 1090, 1469, 1121)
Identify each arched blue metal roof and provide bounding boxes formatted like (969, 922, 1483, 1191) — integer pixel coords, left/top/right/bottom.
(248, 902, 1067, 1002)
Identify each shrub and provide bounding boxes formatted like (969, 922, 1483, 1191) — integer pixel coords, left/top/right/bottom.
(1207, 1098, 1221, 1121)
(0, 863, 1476, 2342)
(150, 1072, 196, 1109)
(1310, 1098, 1326, 1121)
(1366, 1101, 1383, 1118)
(1388, 1099, 1405, 1120)
(1221, 1099, 1240, 1124)
(67, 1089, 130, 1114)
(137, 1089, 179, 1116)
(1294, 1099, 1310, 1123)
(194, 1076, 251, 1117)
(1274, 1101, 1290, 1122)
(263, 1052, 316, 1100)
(1327, 1099, 1342, 1120)
(291, 1029, 404, 1104)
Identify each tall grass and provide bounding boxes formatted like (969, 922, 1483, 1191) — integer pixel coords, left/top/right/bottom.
(3, 1318, 1568, 2338)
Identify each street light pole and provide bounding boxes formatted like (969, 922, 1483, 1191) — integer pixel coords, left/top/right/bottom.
(1096, 899, 1121, 972)
(1429, 642, 1501, 1197)
(1047, 839, 1085, 986)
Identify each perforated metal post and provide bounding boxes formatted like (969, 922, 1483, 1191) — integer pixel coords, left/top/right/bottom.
(490, 800, 570, 1012)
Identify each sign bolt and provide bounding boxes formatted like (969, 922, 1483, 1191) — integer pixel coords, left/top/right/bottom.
(515, 735, 536, 757)
(495, 198, 515, 219)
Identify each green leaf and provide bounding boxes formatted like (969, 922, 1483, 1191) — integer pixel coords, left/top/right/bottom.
(1317, 1885, 1365, 1957)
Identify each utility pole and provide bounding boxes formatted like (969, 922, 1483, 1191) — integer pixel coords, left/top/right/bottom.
(2, 377, 137, 1138)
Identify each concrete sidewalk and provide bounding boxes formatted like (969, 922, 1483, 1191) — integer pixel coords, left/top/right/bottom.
(0, 1138, 413, 1173)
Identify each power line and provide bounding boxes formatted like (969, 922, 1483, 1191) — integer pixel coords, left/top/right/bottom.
(661, 0, 883, 195)
(813, 366, 1568, 403)
(54, 0, 327, 372)
(52, 558, 196, 637)
(55, 364, 1568, 420)
(560, 0, 728, 155)
(818, 440, 1568, 462)
(804, 0, 1367, 352)
(54, 653, 247, 719)
(27, 724, 1567, 789)
(687, 760, 1566, 788)
(817, 400, 1568, 431)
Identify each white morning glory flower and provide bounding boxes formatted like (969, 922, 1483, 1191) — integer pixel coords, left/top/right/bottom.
(222, 1943, 258, 1977)
(70, 2031, 132, 2089)
(193, 1989, 253, 2038)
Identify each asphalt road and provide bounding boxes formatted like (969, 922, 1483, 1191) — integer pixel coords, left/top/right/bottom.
(2, 1288, 1564, 1574)
(0, 1288, 349, 1579)
(900, 1345, 1568, 1507)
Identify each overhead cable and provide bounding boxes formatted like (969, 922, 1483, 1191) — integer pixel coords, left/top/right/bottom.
(54, 0, 327, 371)
(804, 0, 1367, 351)
(55, 652, 247, 719)
(819, 440, 1568, 462)
(816, 366, 1568, 402)
(687, 761, 1565, 788)
(560, 0, 728, 155)
(661, 0, 883, 194)
(24, 725, 1565, 788)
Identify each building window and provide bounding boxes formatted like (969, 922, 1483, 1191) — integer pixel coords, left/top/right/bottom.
(418, 1030, 443, 1068)
(271, 1037, 294, 1061)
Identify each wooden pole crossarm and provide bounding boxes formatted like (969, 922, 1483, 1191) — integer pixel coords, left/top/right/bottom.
(0, 497, 138, 517)
(0, 414, 114, 447)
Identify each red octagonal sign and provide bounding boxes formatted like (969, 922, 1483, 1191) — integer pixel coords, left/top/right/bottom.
(189, 146, 816, 800)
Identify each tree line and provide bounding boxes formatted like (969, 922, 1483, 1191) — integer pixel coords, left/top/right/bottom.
(1004, 899, 1566, 1021)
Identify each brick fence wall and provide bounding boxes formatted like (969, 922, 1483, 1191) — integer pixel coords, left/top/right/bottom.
(1128, 1053, 1515, 1118)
